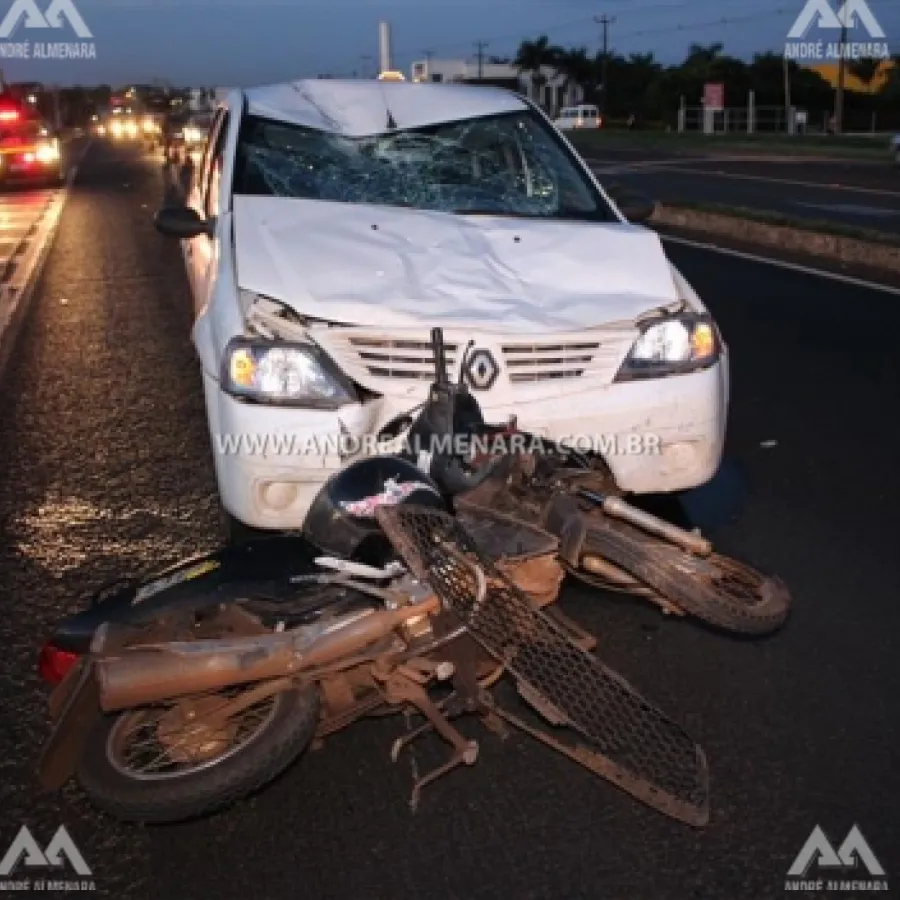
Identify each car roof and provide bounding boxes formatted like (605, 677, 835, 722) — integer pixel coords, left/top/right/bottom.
(241, 78, 529, 138)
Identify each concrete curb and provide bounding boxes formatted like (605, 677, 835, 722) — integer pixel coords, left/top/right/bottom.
(0, 139, 92, 384)
(650, 204, 900, 275)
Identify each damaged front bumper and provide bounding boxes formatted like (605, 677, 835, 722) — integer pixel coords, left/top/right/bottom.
(204, 348, 727, 529)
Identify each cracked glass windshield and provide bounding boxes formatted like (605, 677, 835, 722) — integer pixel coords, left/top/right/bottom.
(232, 110, 615, 220)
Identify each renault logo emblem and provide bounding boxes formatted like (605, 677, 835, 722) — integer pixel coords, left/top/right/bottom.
(463, 348, 499, 390)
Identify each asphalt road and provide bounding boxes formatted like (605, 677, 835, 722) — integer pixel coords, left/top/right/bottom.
(1, 141, 899, 900)
(587, 150, 900, 233)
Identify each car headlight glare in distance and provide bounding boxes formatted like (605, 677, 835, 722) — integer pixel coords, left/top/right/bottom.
(615, 314, 721, 380)
(222, 339, 356, 408)
(35, 141, 59, 162)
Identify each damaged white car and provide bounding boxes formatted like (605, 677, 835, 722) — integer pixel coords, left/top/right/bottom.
(154, 79, 729, 534)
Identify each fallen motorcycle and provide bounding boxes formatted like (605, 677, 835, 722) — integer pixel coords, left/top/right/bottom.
(36, 329, 787, 828)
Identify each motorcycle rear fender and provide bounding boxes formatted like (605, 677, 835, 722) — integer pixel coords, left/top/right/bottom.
(38, 658, 103, 791)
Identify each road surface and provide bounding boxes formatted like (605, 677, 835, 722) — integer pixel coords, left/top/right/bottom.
(1, 142, 898, 900)
(587, 150, 900, 233)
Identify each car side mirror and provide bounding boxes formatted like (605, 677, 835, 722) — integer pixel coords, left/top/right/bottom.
(154, 205, 210, 239)
(605, 182, 656, 224)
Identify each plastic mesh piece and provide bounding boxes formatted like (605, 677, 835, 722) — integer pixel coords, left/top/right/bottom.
(376, 505, 709, 824)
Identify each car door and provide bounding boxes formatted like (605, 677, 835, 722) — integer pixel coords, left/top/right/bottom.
(185, 108, 229, 314)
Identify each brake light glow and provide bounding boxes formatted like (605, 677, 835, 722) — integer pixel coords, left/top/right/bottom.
(38, 642, 79, 685)
(0, 109, 19, 121)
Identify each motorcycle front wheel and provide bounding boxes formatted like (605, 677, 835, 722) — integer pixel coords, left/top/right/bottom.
(76, 683, 320, 824)
(578, 516, 791, 636)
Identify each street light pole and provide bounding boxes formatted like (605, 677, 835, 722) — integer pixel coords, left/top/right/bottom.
(834, 21, 847, 133)
(594, 14, 615, 115)
(474, 41, 488, 79)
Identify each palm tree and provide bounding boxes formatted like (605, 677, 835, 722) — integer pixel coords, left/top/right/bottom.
(553, 47, 595, 105)
(514, 35, 560, 104)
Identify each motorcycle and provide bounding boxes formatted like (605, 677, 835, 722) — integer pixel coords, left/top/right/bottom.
(36, 329, 789, 829)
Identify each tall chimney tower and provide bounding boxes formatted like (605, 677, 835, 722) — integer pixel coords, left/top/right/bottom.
(378, 21, 392, 74)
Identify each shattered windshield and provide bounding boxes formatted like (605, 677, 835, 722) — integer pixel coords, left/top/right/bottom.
(232, 110, 615, 220)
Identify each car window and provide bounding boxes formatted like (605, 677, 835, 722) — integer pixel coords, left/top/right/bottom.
(232, 109, 615, 221)
(198, 108, 224, 198)
(202, 111, 229, 219)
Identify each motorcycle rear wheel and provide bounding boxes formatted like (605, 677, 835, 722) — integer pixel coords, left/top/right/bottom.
(579, 517, 791, 635)
(77, 683, 319, 823)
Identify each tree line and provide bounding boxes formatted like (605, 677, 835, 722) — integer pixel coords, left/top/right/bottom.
(512, 37, 900, 130)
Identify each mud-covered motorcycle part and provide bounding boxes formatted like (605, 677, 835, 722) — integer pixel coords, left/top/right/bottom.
(39, 659, 103, 790)
(455, 504, 559, 563)
(580, 514, 791, 635)
(375, 505, 710, 827)
(537, 495, 587, 567)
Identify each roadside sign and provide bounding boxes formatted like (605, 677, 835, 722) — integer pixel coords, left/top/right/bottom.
(703, 82, 725, 109)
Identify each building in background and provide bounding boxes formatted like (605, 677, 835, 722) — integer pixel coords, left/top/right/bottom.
(806, 59, 896, 93)
(409, 59, 583, 115)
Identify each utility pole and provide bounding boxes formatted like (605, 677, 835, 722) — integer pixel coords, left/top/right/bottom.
(594, 14, 615, 115)
(833, 20, 847, 134)
(474, 41, 488, 79)
(782, 56, 792, 133)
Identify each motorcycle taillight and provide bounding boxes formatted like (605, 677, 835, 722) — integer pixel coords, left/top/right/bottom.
(38, 642, 79, 685)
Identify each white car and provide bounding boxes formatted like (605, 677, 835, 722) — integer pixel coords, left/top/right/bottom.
(553, 104, 602, 131)
(155, 79, 729, 534)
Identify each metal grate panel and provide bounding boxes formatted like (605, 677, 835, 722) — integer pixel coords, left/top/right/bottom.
(376, 505, 709, 825)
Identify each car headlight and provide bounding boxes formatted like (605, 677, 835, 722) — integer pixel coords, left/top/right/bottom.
(35, 141, 59, 162)
(615, 313, 721, 381)
(221, 338, 357, 408)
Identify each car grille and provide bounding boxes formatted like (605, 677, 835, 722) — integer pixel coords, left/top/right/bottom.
(346, 336, 460, 380)
(502, 341, 604, 383)
(319, 329, 632, 389)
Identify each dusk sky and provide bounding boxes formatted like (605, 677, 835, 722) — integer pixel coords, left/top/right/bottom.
(1, 0, 897, 87)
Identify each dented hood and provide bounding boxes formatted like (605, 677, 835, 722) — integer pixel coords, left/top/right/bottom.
(232, 196, 680, 333)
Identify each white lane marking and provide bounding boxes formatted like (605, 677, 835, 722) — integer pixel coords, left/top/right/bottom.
(793, 201, 900, 217)
(593, 161, 900, 199)
(67, 138, 92, 186)
(660, 233, 900, 297)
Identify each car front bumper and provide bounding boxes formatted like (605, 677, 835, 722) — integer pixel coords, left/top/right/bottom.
(204, 353, 728, 530)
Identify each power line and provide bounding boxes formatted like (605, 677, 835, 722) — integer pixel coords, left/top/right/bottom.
(392, 0, 894, 61)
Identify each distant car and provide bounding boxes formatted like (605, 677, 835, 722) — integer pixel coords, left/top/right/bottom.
(108, 111, 141, 141)
(0, 107, 65, 187)
(153, 79, 727, 535)
(553, 104, 602, 131)
(163, 112, 212, 163)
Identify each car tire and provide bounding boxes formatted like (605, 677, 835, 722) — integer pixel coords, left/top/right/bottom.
(220, 508, 276, 545)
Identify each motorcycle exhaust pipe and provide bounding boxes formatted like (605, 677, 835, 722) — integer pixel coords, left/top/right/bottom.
(96, 598, 440, 711)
